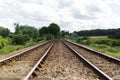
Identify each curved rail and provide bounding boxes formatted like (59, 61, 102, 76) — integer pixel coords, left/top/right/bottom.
(63, 40, 112, 80)
(23, 42, 54, 80)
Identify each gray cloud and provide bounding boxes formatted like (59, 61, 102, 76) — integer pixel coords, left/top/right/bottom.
(0, 0, 120, 32)
(72, 10, 97, 20)
(87, 5, 102, 13)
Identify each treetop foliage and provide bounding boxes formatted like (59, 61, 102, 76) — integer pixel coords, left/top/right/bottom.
(48, 23, 60, 38)
(0, 26, 10, 37)
(75, 28, 120, 39)
(14, 23, 39, 39)
(39, 23, 61, 39)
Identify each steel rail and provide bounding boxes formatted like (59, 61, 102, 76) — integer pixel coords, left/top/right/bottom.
(23, 42, 54, 80)
(0, 40, 52, 63)
(65, 39, 120, 63)
(63, 41, 112, 80)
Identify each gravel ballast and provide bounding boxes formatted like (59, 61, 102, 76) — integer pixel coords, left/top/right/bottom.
(0, 42, 52, 79)
(33, 40, 101, 80)
(66, 41, 120, 80)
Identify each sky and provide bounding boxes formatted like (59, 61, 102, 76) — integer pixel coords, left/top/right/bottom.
(0, 0, 120, 32)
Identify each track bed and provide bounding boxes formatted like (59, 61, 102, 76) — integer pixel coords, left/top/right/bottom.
(0, 42, 52, 79)
(65, 41, 120, 80)
(31, 40, 102, 80)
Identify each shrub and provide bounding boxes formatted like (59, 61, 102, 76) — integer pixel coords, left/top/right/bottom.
(24, 34, 30, 42)
(0, 36, 9, 49)
(112, 40, 120, 46)
(77, 37, 89, 42)
(94, 39, 120, 46)
(11, 34, 26, 45)
(35, 37, 44, 42)
(95, 39, 110, 45)
(46, 34, 54, 40)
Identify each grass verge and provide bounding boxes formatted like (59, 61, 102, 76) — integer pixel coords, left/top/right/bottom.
(88, 44, 120, 58)
(0, 41, 42, 55)
(70, 39, 120, 58)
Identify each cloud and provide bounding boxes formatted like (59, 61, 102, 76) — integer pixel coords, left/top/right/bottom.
(0, 0, 120, 32)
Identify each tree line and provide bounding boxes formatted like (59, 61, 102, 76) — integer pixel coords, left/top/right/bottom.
(74, 28, 120, 39)
(0, 23, 61, 48)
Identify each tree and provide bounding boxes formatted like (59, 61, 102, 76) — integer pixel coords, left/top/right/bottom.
(75, 28, 120, 39)
(61, 30, 69, 37)
(48, 23, 60, 38)
(24, 34, 30, 42)
(0, 26, 10, 37)
(46, 34, 54, 40)
(39, 23, 61, 40)
(39, 26, 49, 36)
(14, 23, 20, 34)
(11, 34, 26, 45)
(14, 24, 39, 39)
(109, 32, 120, 39)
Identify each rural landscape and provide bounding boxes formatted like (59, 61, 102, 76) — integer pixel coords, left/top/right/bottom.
(0, 23, 120, 80)
(0, 0, 120, 80)
(1, 24, 120, 58)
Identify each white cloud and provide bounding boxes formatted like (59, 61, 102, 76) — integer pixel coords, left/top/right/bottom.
(0, 0, 120, 32)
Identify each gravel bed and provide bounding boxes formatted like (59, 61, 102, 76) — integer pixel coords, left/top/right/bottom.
(66, 41, 120, 80)
(33, 40, 101, 80)
(0, 42, 52, 79)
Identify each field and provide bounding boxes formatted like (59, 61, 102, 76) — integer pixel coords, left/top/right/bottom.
(89, 36, 108, 39)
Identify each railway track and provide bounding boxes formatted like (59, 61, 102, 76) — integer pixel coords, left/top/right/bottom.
(0, 41, 53, 79)
(24, 39, 106, 80)
(64, 39, 120, 80)
(0, 39, 119, 80)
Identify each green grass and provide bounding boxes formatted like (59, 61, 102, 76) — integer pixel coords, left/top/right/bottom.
(88, 44, 120, 58)
(0, 41, 42, 55)
(70, 38, 120, 58)
(0, 45, 24, 55)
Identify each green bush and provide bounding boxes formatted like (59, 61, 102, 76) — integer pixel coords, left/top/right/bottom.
(95, 39, 120, 46)
(11, 34, 26, 45)
(0, 36, 9, 49)
(35, 37, 44, 42)
(24, 34, 30, 42)
(46, 34, 54, 40)
(112, 40, 120, 46)
(77, 37, 91, 45)
(95, 39, 111, 45)
(77, 37, 120, 47)
(24, 41, 36, 47)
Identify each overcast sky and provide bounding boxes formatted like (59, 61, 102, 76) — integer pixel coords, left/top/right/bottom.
(0, 0, 120, 32)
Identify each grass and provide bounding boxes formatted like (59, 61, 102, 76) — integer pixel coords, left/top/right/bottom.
(70, 38, 120, 58)
(0, 45, 24, 55)
(88, 44, 120, 58)
(0, 41, 42, 55)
